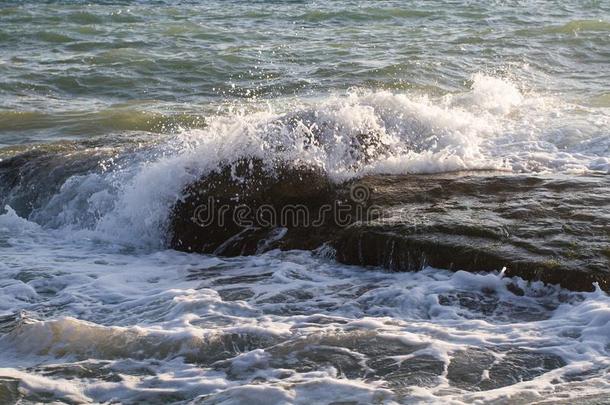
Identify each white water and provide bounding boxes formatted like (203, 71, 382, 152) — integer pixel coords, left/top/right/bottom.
(1, 75, 609, 403)
(1, 207, 609, 403)
(10, 74, 610, 247)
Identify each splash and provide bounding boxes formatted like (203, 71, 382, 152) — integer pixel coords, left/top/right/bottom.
(1, 74, 608, 248)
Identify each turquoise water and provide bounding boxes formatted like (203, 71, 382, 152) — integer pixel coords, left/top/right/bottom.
(1, 2, 609, 404)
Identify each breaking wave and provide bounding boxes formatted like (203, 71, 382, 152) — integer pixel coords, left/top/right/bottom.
(0, 74, 608, 248)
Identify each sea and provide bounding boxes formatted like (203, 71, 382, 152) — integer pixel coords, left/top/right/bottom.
(0, 1, 609, 403)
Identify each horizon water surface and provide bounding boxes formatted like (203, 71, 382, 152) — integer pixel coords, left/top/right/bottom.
(1, 1, 610, 404)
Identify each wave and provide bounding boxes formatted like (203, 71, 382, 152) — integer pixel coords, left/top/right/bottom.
(0, 74, 608, 248)
(0, 316, 279, 365)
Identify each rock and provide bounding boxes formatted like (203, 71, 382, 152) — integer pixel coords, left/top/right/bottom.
(0, 139, 143, 219)
(169, 158, 339, 255)
(332, 173, 610, 293)
(169, 166, 610, 293)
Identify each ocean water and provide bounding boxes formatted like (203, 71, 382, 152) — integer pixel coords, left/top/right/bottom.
(1, 1, 609, 403)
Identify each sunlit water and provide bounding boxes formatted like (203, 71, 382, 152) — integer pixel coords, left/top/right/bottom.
(0, 1, 609, 403)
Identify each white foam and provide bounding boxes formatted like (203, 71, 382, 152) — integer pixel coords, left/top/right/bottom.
(1, 74, 609, 402)
(0, 205, 40, 235)
(7, 74, 606, 248)
(1, 224, 608, 403)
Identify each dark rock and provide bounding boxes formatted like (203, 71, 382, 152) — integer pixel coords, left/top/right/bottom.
(169, 158, 339, 255)
(332, 173, 610, 293)
(0, 139, 143, 220)
(169, 166, 610, 293)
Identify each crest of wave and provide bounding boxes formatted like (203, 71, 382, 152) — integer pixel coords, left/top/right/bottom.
(59, 75, 524, 245)
(176, 74, 521, 180)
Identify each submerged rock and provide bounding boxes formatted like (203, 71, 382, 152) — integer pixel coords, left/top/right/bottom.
(169, 164, 610, 292)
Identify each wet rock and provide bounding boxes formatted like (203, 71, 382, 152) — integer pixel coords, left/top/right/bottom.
(169, 158, 338, 255)
(0, 139, 141, 220)
(506, 282, 525, 296)
(169, 167, 610, 292)
(333, 173, 610, 293)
